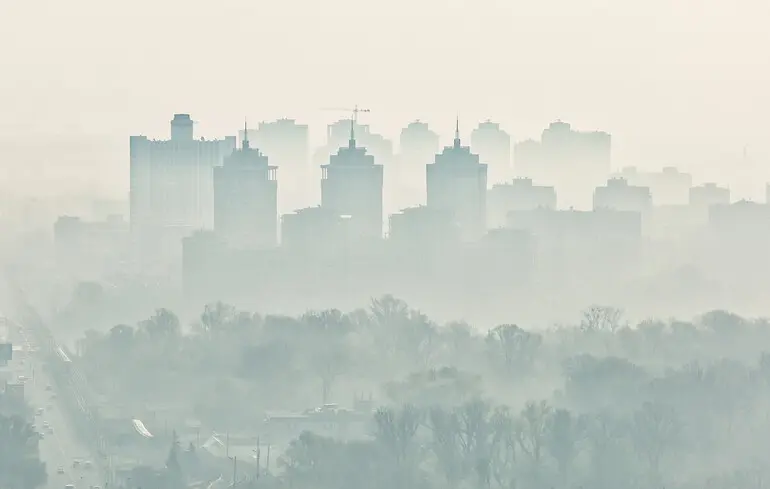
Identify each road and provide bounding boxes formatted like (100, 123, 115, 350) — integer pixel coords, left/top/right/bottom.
(9, 326, 106, 489)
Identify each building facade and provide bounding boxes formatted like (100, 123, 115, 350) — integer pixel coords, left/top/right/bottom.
(320, 129, 384, 241)
(213, 132, 278, 249)
(130, 114, 236, 234)
(426, 122, 488, 241)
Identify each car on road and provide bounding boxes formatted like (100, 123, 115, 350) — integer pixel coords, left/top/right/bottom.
(83, 461, 92, 470)
(72, 460, 81, 469)
(65, 484, 74, 489)
(35, 407, 44, 415)
(57, 467, 64, 475)
(45, 384, 53, 391)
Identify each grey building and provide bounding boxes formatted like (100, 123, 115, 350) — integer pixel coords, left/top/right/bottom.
(426, 121, 488, 242)
(130, 114, 236, 234)
(320, 127, 384, 241)
(689, 182, 730, 209)
(213, 130, 278, 249)
(593, 177, 652, 213)
(487, 178, 556, 229)
(471, 120, 511, 186)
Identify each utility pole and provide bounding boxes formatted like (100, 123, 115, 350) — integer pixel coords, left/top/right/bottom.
(231, 456, 237, 489)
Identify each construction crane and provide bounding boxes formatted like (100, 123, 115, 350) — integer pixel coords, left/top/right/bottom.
(320, 105, 371, 146)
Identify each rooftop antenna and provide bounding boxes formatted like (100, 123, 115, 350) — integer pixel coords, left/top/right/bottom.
(349, 105, 371, 148)
(242, 119, 250, 150)
(454, 115, 461, 148)
(319, 106, 370, 148)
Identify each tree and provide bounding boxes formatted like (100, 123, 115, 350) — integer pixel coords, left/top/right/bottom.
(632, 402, 681, 487)
(516, 400, 551, 470)
(373, 404, 424, 488)
(427, 407, 463, 488)
(580, 305, 625, 333)
(0, 414, 47, 489)
(488, 406, 517, 489)
(370, 295, 409, 327)
(545, 409, 581, 488)
(198, 302, 236, 336)
(486, 324, 542, 374)
(108, 324, 135, 351)
(141, 308, 181, 340)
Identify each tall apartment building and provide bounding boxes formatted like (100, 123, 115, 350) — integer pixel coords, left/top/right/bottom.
(471, 120, 511, 186)
(213, 130, 278, 249)
(320, 125, 384, 241)
(426, 121, 488, 241)
(130, 114, 236, 235)
(239, 119, 310, 212)
(514, 120, 611, 209)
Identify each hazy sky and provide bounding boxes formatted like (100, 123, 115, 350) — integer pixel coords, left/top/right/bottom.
(1, 0, 769, 196)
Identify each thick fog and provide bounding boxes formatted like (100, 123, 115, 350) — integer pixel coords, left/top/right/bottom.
(2, 1, 770, 489)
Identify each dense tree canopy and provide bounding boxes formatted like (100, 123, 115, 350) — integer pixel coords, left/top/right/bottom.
(71, 298, 770, 489)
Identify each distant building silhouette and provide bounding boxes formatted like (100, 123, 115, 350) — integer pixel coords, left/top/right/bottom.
(239, 119, 310, 212)
(613, 166, 692, 206)
(213, 126, 278, 249)
(593, 177, 652, 213)
(708, 200, 770, 236)
(689, 182, 730, 209)
(320, 125, 384, 241)
(389, 206, 460, 247)
(130, 114, 236, 234)
(395, 121, 440, 209)
(281, 206, 354, 251)
(514, 120, 611, 209)
(426, 120, 488, 241)
(487, 178, 556, 229)
(399, 120, 440, 162)
(470, 120, 511, 186)
(53, 215, 128, 278)
(314, 119, 393, 170)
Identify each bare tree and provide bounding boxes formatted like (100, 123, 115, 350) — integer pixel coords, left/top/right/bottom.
(580, 305, 625, 333)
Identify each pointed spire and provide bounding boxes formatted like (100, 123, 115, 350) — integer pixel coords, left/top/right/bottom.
(453, 115, 461, 148)
(243, 118, 250, 150)
(349, 105, 357, 149)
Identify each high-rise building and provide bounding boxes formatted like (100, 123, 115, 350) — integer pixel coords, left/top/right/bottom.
(426, 120, 488, 241)
(320, 124, 384, 241)
(394, 120, 440, 209)
(487, 178, 556, 229)
(514, 120, 611, 209)
(130, 114, 236, 235)
(213, 127, 278, 249)
(399, 120, 440, 164)
(315, 119, 394, 167)
(239, 119, 310, 212)
(471, 120, 511, 186)
(593, 177, 652, 213)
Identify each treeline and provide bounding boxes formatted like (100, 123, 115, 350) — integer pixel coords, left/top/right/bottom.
(74, 298, 770, 488)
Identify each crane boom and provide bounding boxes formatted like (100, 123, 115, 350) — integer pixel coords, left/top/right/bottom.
(320, 105, 371, 145)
